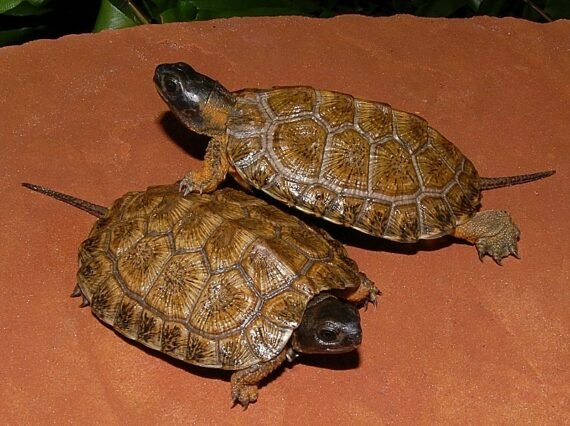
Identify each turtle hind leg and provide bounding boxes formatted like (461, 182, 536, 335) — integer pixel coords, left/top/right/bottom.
(452, 210, 520, 264)
(230, 348, 288, 409)
(179, 136, 229, 195)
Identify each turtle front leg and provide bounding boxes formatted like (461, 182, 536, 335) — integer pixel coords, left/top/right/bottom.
(179, 136, 229, 195)
(339, 276, 380, 308)
(230, 348, 288, 409)
(453, 210, 520, 264)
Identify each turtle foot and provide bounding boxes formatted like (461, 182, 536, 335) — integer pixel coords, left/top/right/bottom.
(475, 228, 520, 264)
(231, 383, 258, 409)
(454, 210, 521, 264)
(178, 172, 218, 196)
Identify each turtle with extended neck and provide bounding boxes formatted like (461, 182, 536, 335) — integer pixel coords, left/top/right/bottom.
(154, 62, 554, 264)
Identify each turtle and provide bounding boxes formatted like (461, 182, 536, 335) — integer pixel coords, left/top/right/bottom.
(153, 62, 555, 264)
(22, 182, 378, 408)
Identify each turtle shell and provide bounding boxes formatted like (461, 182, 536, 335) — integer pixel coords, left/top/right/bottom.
(77, 184, 370, 370)
(226, 87, 481, 243)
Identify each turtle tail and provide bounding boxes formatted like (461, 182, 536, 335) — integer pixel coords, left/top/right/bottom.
(480, 170, 555, 191)
(22, 183, 108, 218)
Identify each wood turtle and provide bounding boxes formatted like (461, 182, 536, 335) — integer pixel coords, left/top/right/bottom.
(23, 183, 378, 408)
(154, 62, 555, 264)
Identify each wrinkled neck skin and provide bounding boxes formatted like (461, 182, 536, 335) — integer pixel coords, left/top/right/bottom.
(190, 85, 235, 137)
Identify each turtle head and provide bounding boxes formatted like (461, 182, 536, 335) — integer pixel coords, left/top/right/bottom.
(291, 294, 362, 355)
(154, 62, 235, 136)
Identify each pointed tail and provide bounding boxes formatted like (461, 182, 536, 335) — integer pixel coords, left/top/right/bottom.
(480, 170, 555, 191)
(22, 183, 108, 218)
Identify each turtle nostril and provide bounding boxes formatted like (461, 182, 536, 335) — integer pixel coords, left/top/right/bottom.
(346, 332, 361, 347)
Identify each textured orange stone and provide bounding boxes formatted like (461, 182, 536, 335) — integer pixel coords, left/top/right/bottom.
(0, 15, 568, 424)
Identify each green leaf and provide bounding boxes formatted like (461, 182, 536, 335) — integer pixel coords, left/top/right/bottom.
(0, 0, 24, 14)
(2, 1, 51, 16)
(160, 1, 197, 22)
(93, 0, 139, 31)
(0, 25, 43, 46)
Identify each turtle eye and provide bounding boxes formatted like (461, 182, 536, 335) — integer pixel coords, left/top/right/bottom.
(317, 328, 338, 343)
(163, 76, 180, 95)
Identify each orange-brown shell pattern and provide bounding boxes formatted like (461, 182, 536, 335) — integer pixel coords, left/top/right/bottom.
(77, 185, 370, 370)
(226, 87, 481, 242)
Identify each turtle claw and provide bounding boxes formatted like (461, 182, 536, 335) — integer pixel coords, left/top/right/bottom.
(79, 296, 90, 308)
(179, 178, 193, 196)
(231, 384, 258, 409)
(179, 174, 210, 196)
(364, 288, 381, 310)
(475, 228, 520, 264)
(70, 285, 82, 298)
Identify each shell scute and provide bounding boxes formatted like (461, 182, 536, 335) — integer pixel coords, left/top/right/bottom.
(354, 200, 391, 236)
(137, 309, 164, 350)
(356, 101, 393, 140)
(173, 206, 223, 251)
(272, 118, 327, 180)
(116, 234, 171, 296)
(204, 222, 257, 270)
(113, 295, 144, 339)
(384, 203, 420, 242)
(77, 249, 112, 301)
(325, 196, 364, 226)
(393, 110, 428, 152)
(371, 139, 420, 197)
(144, 252, 207, 320)
(161, 321, 189, 359)
(189, 269, 258, 335)
(419, 196, 455, 238)
(218, 333, 260, 368)
(297, 185, 337, 217)
(108, 217, 146, 257)
(261, 289, 309, 329)
(416, 145, 455, 190)
(318, 91, 355, 128)
(91, 276, 123, 325)
(187, 332, 218, 367)
(227, 135, 263, 168)
(246, 316, 291, 361)
(280, 226, 331, 260)
(266, 87, 316, 116)
(321, 129, 370, 191)
(241, 242, 297, 296)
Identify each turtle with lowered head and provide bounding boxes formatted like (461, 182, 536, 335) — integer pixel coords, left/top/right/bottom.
(23, 182, 378, 408)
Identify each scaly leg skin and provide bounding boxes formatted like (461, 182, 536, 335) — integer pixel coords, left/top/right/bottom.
(230, 348, 288, 409)
(338, 276, 380, 308)
(179, 136, 229, 195)
(453, 210, 520, 264)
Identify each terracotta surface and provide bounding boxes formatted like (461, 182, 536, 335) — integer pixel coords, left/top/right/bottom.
(0, 15, 568, 424)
